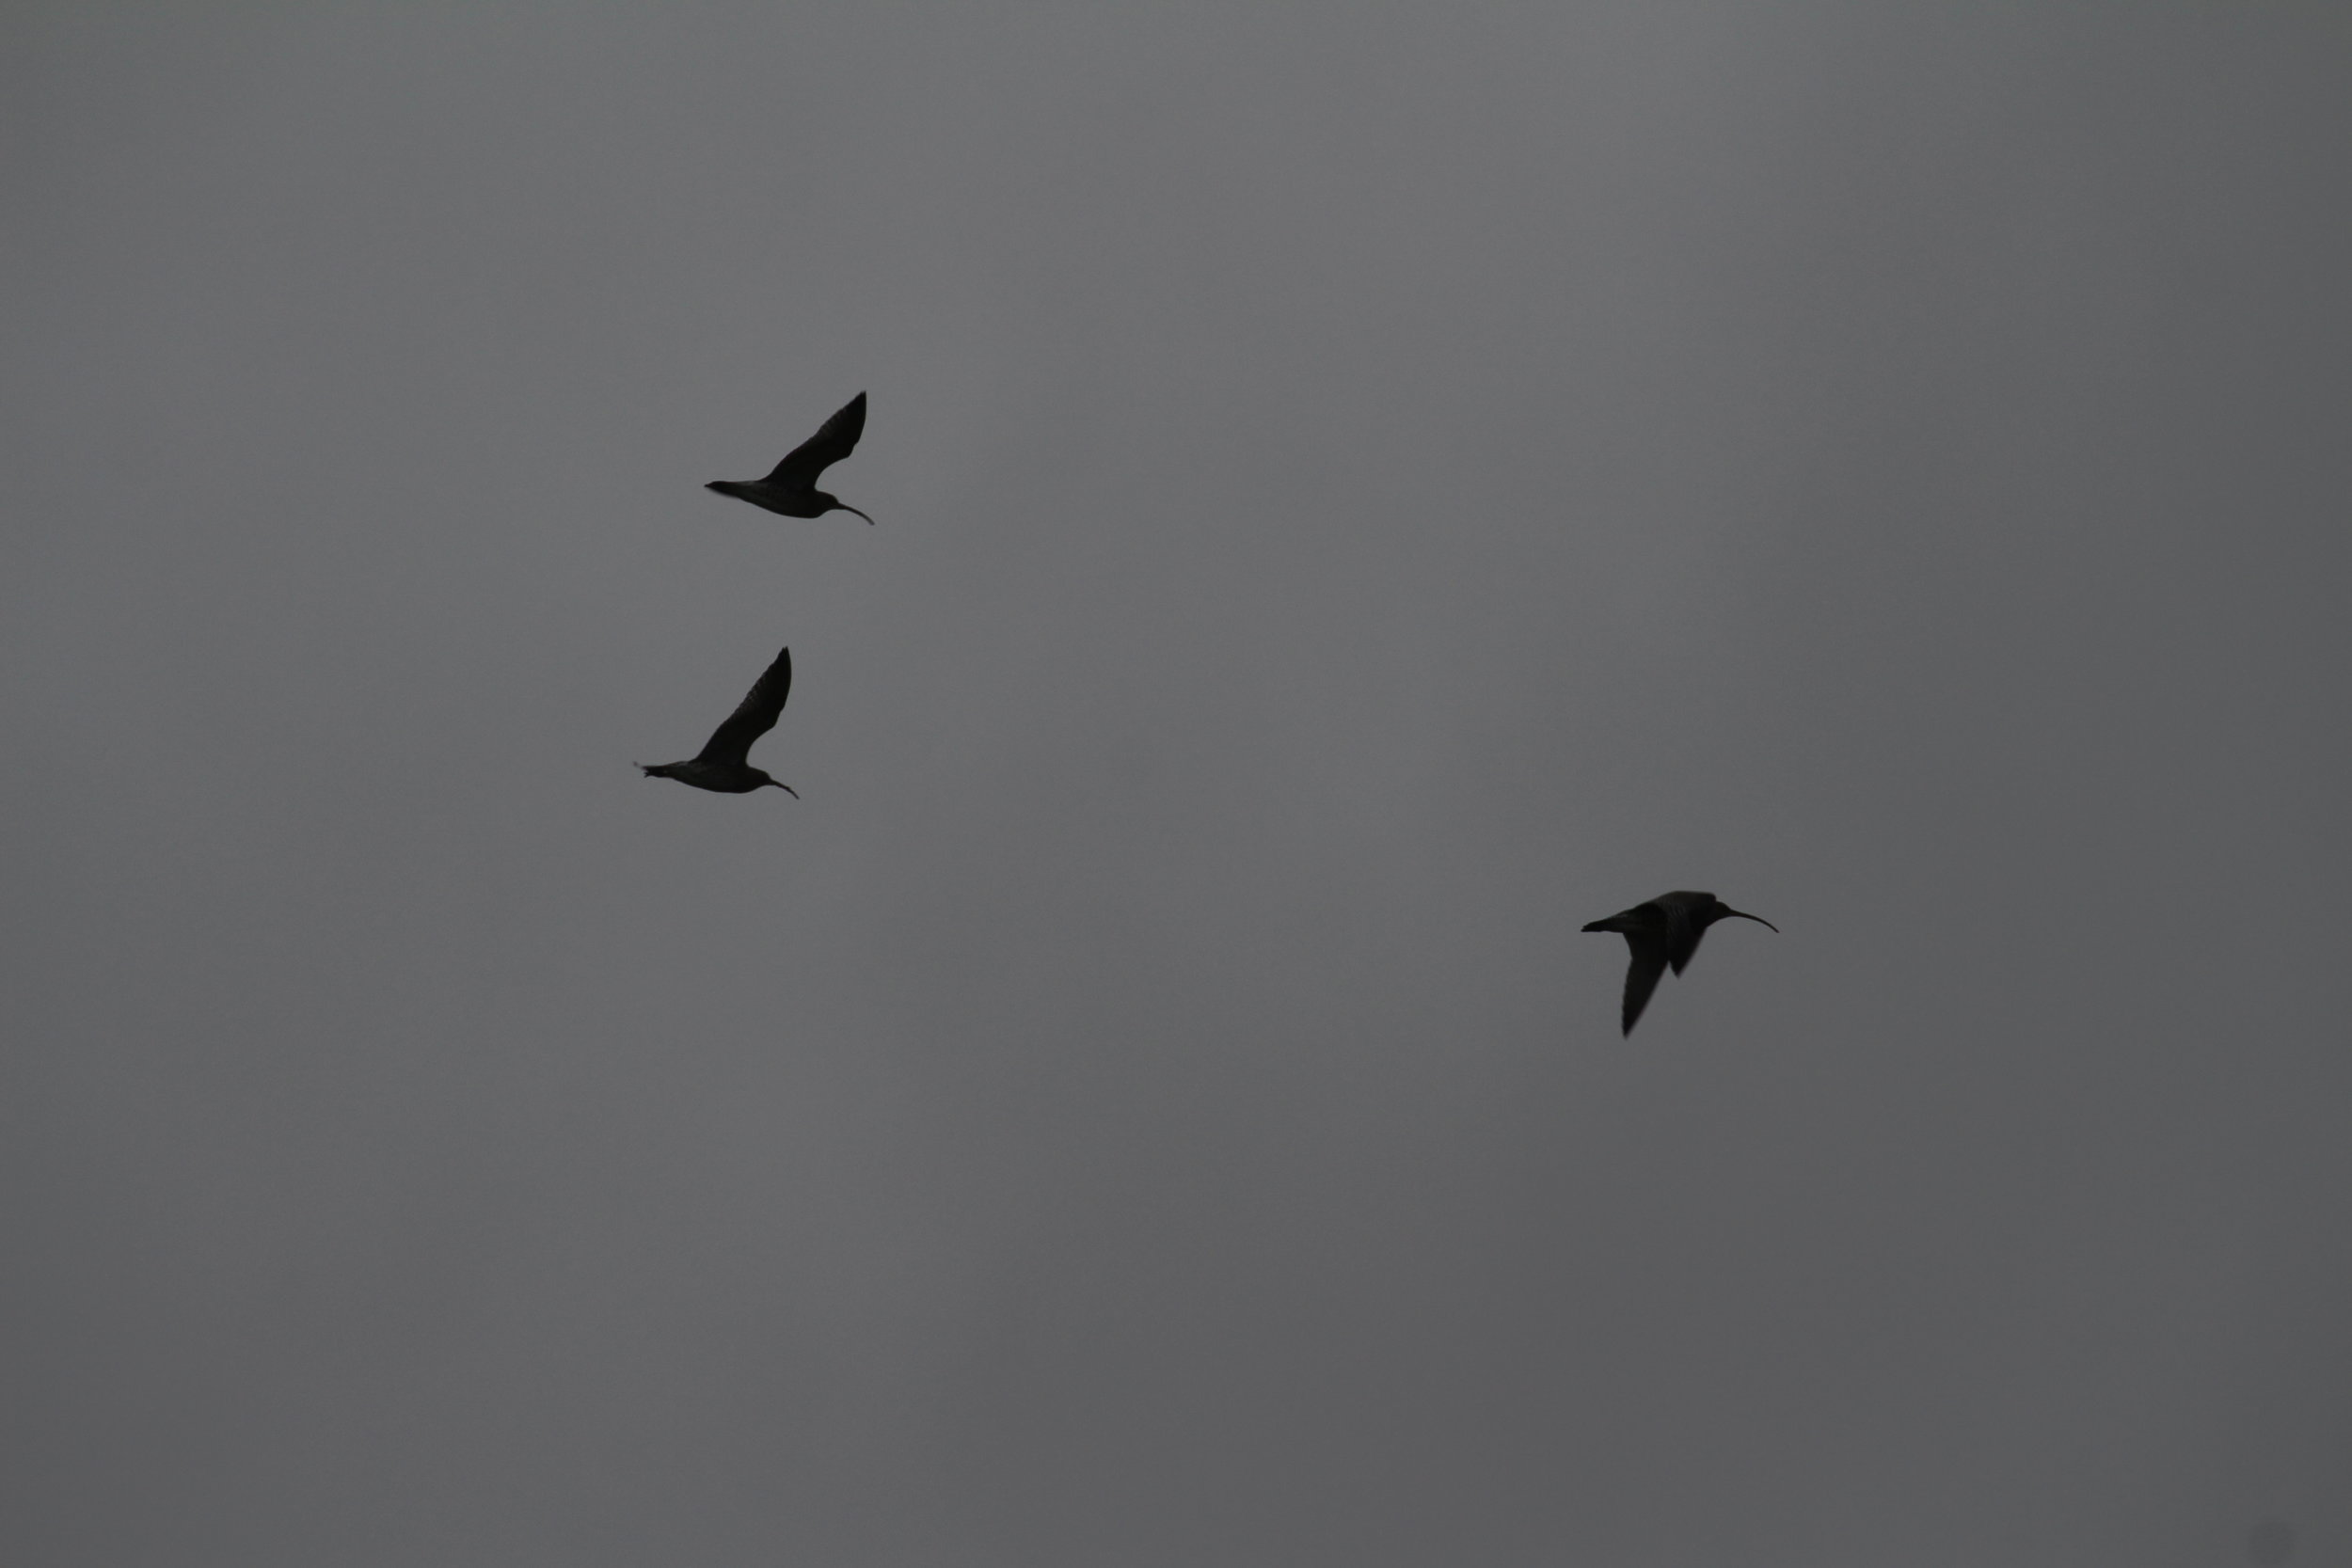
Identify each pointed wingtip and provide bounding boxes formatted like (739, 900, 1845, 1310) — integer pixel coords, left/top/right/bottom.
(1619, 950, 1666, 1035)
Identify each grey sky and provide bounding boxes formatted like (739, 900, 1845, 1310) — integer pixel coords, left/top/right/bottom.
(8, 4, 2350, 1563)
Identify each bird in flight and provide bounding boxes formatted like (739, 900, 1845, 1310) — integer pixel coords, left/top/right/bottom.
(706, 392, 874, 524)
(640, 646, 800, 796)
(1581, 891, 1776, 1036)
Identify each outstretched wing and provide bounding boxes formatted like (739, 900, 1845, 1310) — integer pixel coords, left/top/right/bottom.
(1619, 938, 1670, 1036)
(763, 393, 866, 489)
(696, 647, 792, 765)
(1665, 912, 1708, 976)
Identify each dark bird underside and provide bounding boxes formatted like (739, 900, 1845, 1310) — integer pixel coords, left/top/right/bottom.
(705, 392, 873, 524)
(1581, 890, 1775, 1036)
(641, 646, 799, 796)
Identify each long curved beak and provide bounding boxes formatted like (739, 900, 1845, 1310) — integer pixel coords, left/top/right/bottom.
(839, 505, 876, 526)
(1723, 909, 1778, 932)
(771, 782, 800, 799)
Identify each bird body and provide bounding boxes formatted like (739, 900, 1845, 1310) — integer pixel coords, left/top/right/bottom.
(707, 392, 874, 524)
(1581, 890, 1775, 1035)
(642, 646, 799, 797)
(641, 756, 788, 794)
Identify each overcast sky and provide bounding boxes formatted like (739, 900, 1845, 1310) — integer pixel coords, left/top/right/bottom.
(8, 4, 2352, 1564)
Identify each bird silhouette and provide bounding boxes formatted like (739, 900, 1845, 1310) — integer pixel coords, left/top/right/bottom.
(640, 646, 800, 796)
(1581, 891, 1776, 1036)
(706, 392, 874, 524)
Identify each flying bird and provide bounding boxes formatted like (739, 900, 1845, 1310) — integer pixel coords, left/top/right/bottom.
(1581, 891, 1776, 1036)
(706, 392, 874, 524)
(640, 646, 800, 797)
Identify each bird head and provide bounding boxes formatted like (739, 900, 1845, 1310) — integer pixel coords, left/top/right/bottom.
(815, 491, 875, 525)
(1708, 899, 1777, 932)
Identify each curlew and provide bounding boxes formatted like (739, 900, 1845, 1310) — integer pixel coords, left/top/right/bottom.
(640, 646, 801, 797)
(706, 392, 874, 524)
(1581, 891, 1776, 1036)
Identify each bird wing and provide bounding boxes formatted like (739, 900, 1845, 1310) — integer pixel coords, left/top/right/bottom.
(762, 393, 866, 488)
(1665, 912, 1708, 976)
(696, 647, 792, 765)
(1620, 939, 1670, 1036)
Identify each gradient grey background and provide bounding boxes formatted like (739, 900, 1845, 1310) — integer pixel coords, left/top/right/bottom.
(8, 5, 2350, 1563)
